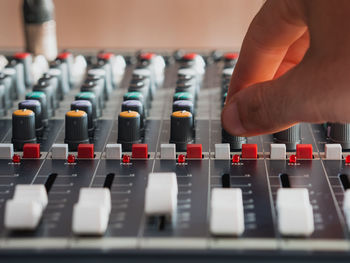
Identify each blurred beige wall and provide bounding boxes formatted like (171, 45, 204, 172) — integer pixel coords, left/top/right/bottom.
(0, 0, 263, 49)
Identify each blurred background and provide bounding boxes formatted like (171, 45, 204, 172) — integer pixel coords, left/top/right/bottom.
(0, 0, 263, 50)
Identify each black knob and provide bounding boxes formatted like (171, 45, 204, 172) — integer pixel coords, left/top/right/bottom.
(49, 60, 70, 94)
(0, 72, 13, 110)
(172, 100, 194, 116)
(18, 100, 43, 137)
(25, 91, 49, 127)
(33, 81, 56, 116)
(38, 72, 60, 101)
(4, 60, 26, 100)
(82, 78, 104, 109)
(273, 124, 301, 151)
(75, 92, 100, 119)
(222, 128, 247, 150)
(117, 111, 141, 151)
(329, 123, 350, 149)
(128, 80, 151, 107)
(170, 110, 194, 151)
(64, 110, 89, 151)
(71, 100, 94, 136)
(175, 80, 197, 100)
(121, 100, 145, 129)
(12, 109, 36, 150)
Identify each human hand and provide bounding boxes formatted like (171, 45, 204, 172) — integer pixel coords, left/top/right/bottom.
(221, 0, 350, 137)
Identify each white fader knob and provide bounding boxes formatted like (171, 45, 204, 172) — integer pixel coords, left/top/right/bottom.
(72, 188, 111, 235)
(210, 188, 245, 236)
(5, 184, 48, 230)
(144, 173, 178, 218)
(277, 188, 314, 236)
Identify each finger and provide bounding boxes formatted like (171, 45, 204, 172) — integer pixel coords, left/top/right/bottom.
(222, 57, 339, 137)
(227, 0, 307, 100)
(273, 30, 310, 79)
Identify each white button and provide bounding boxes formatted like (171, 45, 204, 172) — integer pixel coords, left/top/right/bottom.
(210, 188, 244, 236)
(5, 184, 48, 230)
(270, 144, 286, 160)
(325, 144, 342, 160)
(215, 144, 230, 159)
(72, 188, 111, 235)
(106, 144, 122, 159)
(160, 144, 176, 159)
(277, 188, 314, 236)
(144, 173, 178, 216)
(222, 67, 234, 77)
(343, 189, 350, 228)
(51, 143, 68, 159)
(0, 143, 14, 159)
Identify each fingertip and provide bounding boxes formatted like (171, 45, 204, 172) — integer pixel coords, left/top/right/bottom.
(221, 101, 247, 136)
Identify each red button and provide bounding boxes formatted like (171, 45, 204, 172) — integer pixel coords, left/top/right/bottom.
(296, 144, 313, 159)
(14, 52, 30, 59)
(183, 53, 197, 60)
(187, 144, 202, 159)
(98, 52, 114, 60)
(12, 154, 21, 163)
(132, 144, 148, 159)
(57, 52, 72, 60)
(224, 52, 238, 60)
(23, 143, 40, 158)
(241, 144, 257, 159)
(140, 52, 155, 60)
(77, 144, 94, 159)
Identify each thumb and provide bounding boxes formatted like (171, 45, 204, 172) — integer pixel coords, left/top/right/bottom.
(221, 61, 328, 137)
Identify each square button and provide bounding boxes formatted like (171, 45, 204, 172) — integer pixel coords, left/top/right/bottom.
(23, 143, 40, 158)
(325, 144, 342, 160)
(270, 144, 286, 160)
(215, 144, 230, 160)
(51, 144, 68, 159)
(132, 144, 148, 159)
(187, 144, 202, 159)
(0, 143, 14, 159)
(160, 144, 176, 159)
(106, 144, 122, 160)
(77, 144, 94, 159)
(241, 144, 257, 159)
(296, 144, 313, 159)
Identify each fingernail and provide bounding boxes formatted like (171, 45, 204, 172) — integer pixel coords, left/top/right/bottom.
(222, 102, 247, 135)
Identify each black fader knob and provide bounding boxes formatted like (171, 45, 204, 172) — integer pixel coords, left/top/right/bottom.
(222, 128, 247, 151)
(117, 111, 141, 151)
(64, 110, 89, 151)
(273, 124, 301, 151)
(71, 100, 94, 136)
(12, 109, 36, 150)
(18, 100, 44, 137)
(170, 110, 194, 151)
(329, 123, 350, 149)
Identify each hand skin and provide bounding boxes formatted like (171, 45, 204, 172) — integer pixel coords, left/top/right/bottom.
(221, 0, 350, 137)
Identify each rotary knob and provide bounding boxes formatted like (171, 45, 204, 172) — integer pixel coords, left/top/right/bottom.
(222, 128, 247, 150)
(64, 110, 89, 151)
(71, 100, 94, 136)
(329, 123, 350, 149)
(18, 100, 43, 137)
(169, 111, 194, 151)
(117, 111, 141, 151)
(25, 91, 49, 127)
(273, 124, 301, 151)
(12, 109, 36, 150)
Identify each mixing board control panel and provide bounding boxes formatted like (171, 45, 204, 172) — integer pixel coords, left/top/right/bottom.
(0, 49, 349, 262)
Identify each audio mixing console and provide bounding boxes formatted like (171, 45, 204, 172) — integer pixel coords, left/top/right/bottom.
(0, 49, 349, 262)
